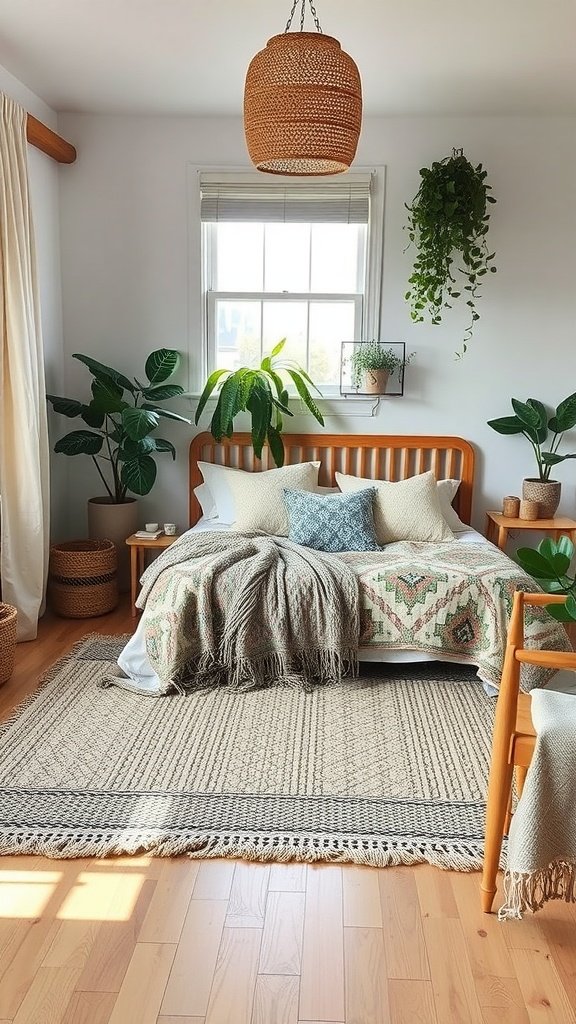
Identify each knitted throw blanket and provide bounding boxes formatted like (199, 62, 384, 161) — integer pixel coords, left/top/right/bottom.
(500, 688, 576, 918)
(136, 531, 360, 693)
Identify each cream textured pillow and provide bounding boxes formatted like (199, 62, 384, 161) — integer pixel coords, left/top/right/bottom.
(436, 478, 468, 532)
(226, 461, 321, 536)
(335, 470, 454, 543)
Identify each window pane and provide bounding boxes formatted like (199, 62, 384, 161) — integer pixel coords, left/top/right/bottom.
(264, 224, 310, 292)
(309, 301, 356, 386)
(310, 224, 364, 293)
(215, 300, 261, 370)
(215, 224, 263, 291)
(263, 301, 307, 370)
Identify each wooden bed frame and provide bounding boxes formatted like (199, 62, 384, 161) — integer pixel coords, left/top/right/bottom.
(189, 432, 475, 528)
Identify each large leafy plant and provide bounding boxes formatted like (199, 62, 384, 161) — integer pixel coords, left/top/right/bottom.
(516, 537, 576, 622)
(194, 339, 324, 468)
(487, 394, 576, 482)
(405, 150, 497, 355)
(47, 349, 191, 500)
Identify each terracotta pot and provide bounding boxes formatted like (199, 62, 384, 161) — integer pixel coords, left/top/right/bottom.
(87, 497, 139, 592)
(522, 479, 561, 519)
(363, 368, 389, 395)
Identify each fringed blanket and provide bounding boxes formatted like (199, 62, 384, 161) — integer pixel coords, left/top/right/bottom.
(500, 688, 576, 918)
(135, 531, 360, 692)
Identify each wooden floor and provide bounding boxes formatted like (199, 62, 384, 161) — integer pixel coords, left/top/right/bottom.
(1, 601, 575, 1024)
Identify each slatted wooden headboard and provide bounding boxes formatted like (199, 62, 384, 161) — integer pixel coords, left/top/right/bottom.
(189, 432, 475, 528)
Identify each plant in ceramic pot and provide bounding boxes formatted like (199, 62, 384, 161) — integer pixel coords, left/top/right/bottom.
(195, 338, 324, 467)
(349, 342, 414, 395)
(47, 349, 191, 586)
(516, 536, 576, 622)
(487, 395, 576, 518)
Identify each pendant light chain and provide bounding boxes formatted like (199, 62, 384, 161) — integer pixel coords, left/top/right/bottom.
(284, 0, 323, 33)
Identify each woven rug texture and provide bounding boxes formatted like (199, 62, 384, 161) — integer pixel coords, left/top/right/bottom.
(0, 634, 496, 867)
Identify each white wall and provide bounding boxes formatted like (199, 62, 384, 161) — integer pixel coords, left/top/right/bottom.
(0, 64, 66, 537)
(58, 112, 576, 536)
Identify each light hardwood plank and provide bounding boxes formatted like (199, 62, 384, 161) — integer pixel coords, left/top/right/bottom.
(478, 977, 530, 1024)
(449, 871, 516, 1006)
(157, 1018, 205, 1024)
(268, 864, 307, 892)
(62, 990, 117, 1024)
(204, 928, 261, 1024)
(42, 919, 100, 971)
(252, 974, 299, 1024)
(344, 926, 390, 1024)
(76, 877, 156, 992)
(539, 906, 576, 1006)
(259, 891, 305, 976)
(192, 861, 235, 901)
(378, 868, 429, 980)
(160, 900, 227, 1017)
(342, 866, 383, 928)
(501, 911, 552, 954)
(225, 863, 270, 928)
(0, 917, 61, 1019)
(12, 966, 81, 1024)
(414, 863, 458, 920)
(387, 979, 437, 1024)
(107, 943, 177, 1024)
(423, 918, 484, 1024)
(299, 866, 345, 1023)
(509, 947, 576, 1024)
(138, 860, 200, 943)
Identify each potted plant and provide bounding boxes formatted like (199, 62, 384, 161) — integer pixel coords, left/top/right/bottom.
(405, 149, 497, 356)
(487, 394, 576, 518)
(349, 342, 414, 395)
(195, 339, 323, 467)
(47, 349, 191, 585)
(516, 536, 576, 622)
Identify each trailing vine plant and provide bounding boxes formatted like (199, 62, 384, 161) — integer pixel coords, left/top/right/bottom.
(405, 149, 497, 356)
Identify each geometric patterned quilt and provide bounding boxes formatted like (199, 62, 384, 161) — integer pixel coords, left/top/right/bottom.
(338, 540, 572, 689)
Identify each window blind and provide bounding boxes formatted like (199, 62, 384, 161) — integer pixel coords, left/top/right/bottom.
(200, 171, 372, 224)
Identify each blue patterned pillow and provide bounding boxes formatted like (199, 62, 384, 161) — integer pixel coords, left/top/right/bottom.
(283, 487, 380, 552)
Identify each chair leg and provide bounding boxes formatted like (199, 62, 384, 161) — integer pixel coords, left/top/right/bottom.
(481, 758, 514, 913)
(504, 785, 513, 835)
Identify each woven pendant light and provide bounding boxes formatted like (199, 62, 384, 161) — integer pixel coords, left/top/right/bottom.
(244, 0, 362, 176)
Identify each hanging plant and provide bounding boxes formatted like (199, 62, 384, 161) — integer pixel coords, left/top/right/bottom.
(405, 149, 497, 356)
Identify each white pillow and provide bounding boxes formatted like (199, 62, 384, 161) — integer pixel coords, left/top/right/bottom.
(197, 462, 239, 523)
(193, 483, 217, 520)
(335, 470, 454, 544)
(436, 478, 468, 533)
(226, 461, 321, 535)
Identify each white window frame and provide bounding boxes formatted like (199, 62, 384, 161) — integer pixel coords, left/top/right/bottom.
(187, 165, 385, 400)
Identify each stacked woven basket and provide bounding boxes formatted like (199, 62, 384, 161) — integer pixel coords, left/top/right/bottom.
(0, 603, 17, 685)
(48, 539, 118, 618)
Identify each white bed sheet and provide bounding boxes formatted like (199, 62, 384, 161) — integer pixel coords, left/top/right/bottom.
(117, 518, 495, 692)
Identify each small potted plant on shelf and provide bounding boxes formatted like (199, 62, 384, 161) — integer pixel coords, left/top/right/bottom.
(349, 342, 413, 395)
(487, 394, 576, 518)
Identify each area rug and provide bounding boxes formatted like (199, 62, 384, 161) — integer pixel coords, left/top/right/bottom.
(0, 634, 497, 868)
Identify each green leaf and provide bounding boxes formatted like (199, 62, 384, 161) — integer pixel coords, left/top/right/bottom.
(120, 455, 157, 496)
(81, 403, 106, 428)
(526, 398, 548, 431)
(217, 373, 247, 436)
(546, 601, 576, 623)
(556, 535, 575, 560)
(267, 424, 285, 468)
(542, 452, 576, 466)
(91, 376, 127, 414)
(144, 349, 180, 384)
(515, 547, 560, 580)
(511, 398, 541, 430)
(487, 415, 524, 435)
(118, 437, 156, 462)
(194, 369, 230, 425)
(141, 404, 191, 425)
(54, 430, 104, 457)
(270, 338, 286, 358)
(152, 438, 177, 459)
(46, 395, 85, 417)
(72, 353, 135, 392)
(285, 370, 324, 426)
(122, 407, 159, 441)
(140, 384, 185, 402)
(554, 392, 576, 432)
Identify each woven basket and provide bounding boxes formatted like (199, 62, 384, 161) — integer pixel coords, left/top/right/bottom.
(522, 478, 561, 519)
(0, 603, 17, 686)
(49, 540, 118, 618)
(244, 32, 362, 175)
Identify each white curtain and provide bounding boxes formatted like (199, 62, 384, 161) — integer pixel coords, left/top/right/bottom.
(0, 94, 50, 640)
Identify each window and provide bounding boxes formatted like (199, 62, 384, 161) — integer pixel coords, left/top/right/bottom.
(199, 171, 383, 393)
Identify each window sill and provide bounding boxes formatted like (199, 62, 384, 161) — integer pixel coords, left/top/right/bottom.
(187, 394, 382, 418)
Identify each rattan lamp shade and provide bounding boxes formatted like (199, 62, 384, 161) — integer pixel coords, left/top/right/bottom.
(244, 32, 362, 176)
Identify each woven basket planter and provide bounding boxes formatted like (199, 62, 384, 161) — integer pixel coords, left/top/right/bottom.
(0, 603, 17, 686)
(49, 540, 119, 619)
(522, 478, 561, 519)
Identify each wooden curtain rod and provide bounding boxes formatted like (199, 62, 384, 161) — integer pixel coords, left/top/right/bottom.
(26, 113, 76, 164)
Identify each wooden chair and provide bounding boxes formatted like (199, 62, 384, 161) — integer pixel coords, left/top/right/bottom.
(480, 590, 576, 913)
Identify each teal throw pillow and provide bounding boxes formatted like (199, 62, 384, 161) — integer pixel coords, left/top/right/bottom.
(283, 487, 380, 552)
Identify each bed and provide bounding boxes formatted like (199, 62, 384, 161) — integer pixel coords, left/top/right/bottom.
(117, 431, 571, 694)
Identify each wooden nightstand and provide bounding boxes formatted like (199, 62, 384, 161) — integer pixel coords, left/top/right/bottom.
(485, 511, 576, 552)
(126, 533, 180, 617)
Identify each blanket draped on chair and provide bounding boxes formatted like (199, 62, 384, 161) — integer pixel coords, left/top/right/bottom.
(133, 531, 360, 693)
(500, 688, 576, 918)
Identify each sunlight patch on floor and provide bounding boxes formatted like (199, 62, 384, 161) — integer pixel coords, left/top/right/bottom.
(0, 870, 62, 918)
(56, 871, 145, 921)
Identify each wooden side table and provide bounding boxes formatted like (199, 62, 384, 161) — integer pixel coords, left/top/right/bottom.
(485, 511, 576, 552)
(126, 533, 180, 616)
